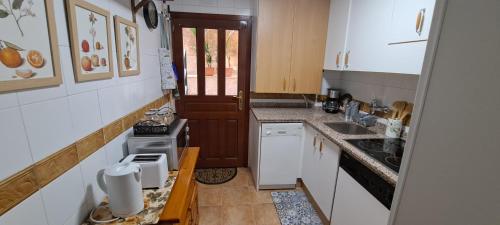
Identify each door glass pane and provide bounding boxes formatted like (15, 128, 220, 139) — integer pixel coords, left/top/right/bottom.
(204, 29, 218, 96)
(182, 28, 198, 95)
(225, 30, 239, 96)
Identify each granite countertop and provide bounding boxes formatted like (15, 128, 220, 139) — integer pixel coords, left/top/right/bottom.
(251, 107, 398, 185)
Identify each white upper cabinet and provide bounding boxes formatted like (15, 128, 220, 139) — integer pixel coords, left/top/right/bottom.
(344, 0, 394, 73)
(323, 0, 436, 75)
(323, 0, 351, 71)
(389, 0, 436, 44)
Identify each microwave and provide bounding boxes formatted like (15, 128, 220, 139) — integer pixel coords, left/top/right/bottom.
(127, 119, 189, 170)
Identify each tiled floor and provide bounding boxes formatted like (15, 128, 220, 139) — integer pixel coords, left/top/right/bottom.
(197, 167, 282, 225)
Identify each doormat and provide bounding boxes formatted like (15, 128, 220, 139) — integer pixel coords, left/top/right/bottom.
(271, 191, 323, 225)
(195, 167, 237, 185)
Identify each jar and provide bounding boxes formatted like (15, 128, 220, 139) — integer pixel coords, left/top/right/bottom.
(157, 111, 168, 124)
(144, 111, 160, 123)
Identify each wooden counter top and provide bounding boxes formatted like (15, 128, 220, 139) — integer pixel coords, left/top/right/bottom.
(159, 147, 200, 224)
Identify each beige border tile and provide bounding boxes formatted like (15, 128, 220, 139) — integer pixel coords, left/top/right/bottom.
(0, 167, 38, 215)
(33, 145, 79, 187)
(103, 119, 124, 143)
(76, 129, 105, 161)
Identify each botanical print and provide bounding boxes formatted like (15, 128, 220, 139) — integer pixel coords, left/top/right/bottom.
(114, 16, 139, 77)
(0, 0, 55, 82)
(120, 23, 137, 71)
(75, 6, 109, 74)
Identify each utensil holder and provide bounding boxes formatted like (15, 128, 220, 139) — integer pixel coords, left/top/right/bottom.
(385, 119, 403, 138)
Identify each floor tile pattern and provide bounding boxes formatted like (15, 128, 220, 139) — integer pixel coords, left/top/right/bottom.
(197, 167, 281, 225)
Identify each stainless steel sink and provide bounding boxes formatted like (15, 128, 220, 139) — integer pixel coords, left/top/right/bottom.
(324, 122, 375, 135)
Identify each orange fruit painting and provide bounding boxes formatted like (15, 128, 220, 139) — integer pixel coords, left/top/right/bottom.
(27, 50, 45, 68)
(0, 47, 23, 68)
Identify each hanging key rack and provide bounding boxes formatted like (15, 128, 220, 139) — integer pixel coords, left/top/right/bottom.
(131, 0, 173, 23)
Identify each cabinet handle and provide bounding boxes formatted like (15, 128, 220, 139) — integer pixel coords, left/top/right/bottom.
(415, 8, 425, 35)
(282, 78, 286, 91)
(319, 140, 323, 153)
(344, 51, 350, 68)
(335, 52, 341, 68)
(293, 78, 297, 92)
(313, 134, 317, 147)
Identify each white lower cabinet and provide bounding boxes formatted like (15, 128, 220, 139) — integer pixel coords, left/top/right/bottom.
(301, 124, 341, 220)
(331, 169, 390, 225)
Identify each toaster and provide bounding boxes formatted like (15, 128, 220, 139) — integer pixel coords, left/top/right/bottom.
(122, 153, 168, 189)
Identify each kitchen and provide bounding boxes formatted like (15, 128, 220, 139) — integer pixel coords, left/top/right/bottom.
(0, 1, 498, 225)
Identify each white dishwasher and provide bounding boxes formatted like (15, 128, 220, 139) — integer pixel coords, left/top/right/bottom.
(331, 152, 392, 225)
(259, 123, 303, 189)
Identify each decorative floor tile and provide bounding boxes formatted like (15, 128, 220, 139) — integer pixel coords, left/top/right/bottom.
(271, 191, 322, 225)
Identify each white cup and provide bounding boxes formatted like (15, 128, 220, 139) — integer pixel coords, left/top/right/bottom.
(385, 119, 403, 138)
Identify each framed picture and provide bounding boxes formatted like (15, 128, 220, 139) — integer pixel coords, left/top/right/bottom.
(67, 0, 113, 82)
(0, 0, 62, 92)
(114, 16, 140, 77)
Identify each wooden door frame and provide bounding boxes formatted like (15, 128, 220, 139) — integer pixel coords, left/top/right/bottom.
(171, 12, 252, 167)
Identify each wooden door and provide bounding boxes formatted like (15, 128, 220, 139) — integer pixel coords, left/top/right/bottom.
(254, 0, 295, 93)
(171, 13, 252, 168)
(290, 0, 330, 94)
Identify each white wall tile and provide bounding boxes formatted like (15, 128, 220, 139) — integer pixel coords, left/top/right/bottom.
(53, 0, 69, 47)
(0, 107, 33, 180)
(17, 84, 68, 106)
(199, 0, 218, 7)
(98, 85, 127, 125)
(235, 0, 253, 9)
(0, 93, 18, 110)
(328, 71, 419, 106)
(79, 149, 107, 208)
(62, 207, 91, 225)
(68, 91, 102, 139)
(41, 166, 86, 225)
(218, 0, 235, 8)
(0, 192, 49, 225)
(104, 132, 129, 165)
(21, 97, 75, 161)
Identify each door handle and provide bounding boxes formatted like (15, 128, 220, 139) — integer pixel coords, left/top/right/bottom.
(233, 90, 244, 111)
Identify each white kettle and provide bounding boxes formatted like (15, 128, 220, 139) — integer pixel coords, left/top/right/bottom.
(97, 162, 144, 217)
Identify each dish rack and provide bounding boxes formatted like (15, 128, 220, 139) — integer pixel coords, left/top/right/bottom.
(133, 106, 179, 136)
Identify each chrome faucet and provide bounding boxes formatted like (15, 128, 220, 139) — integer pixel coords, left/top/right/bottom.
(302, 94, 309, 108)
(369, 99, 390, 115)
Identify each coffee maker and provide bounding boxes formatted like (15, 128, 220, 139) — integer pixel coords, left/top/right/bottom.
(322, 88, 341, 113)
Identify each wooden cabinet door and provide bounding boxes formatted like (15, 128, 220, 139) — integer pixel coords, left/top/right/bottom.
(255, 0, 295, 93)
(389, 0, 436, 44)
(344, 0, 394, 73)
(289, 0, 330, 94)
(324, 0, 351, 71)
(316, 137, 341, 220)
(190, 183, 199, 225)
